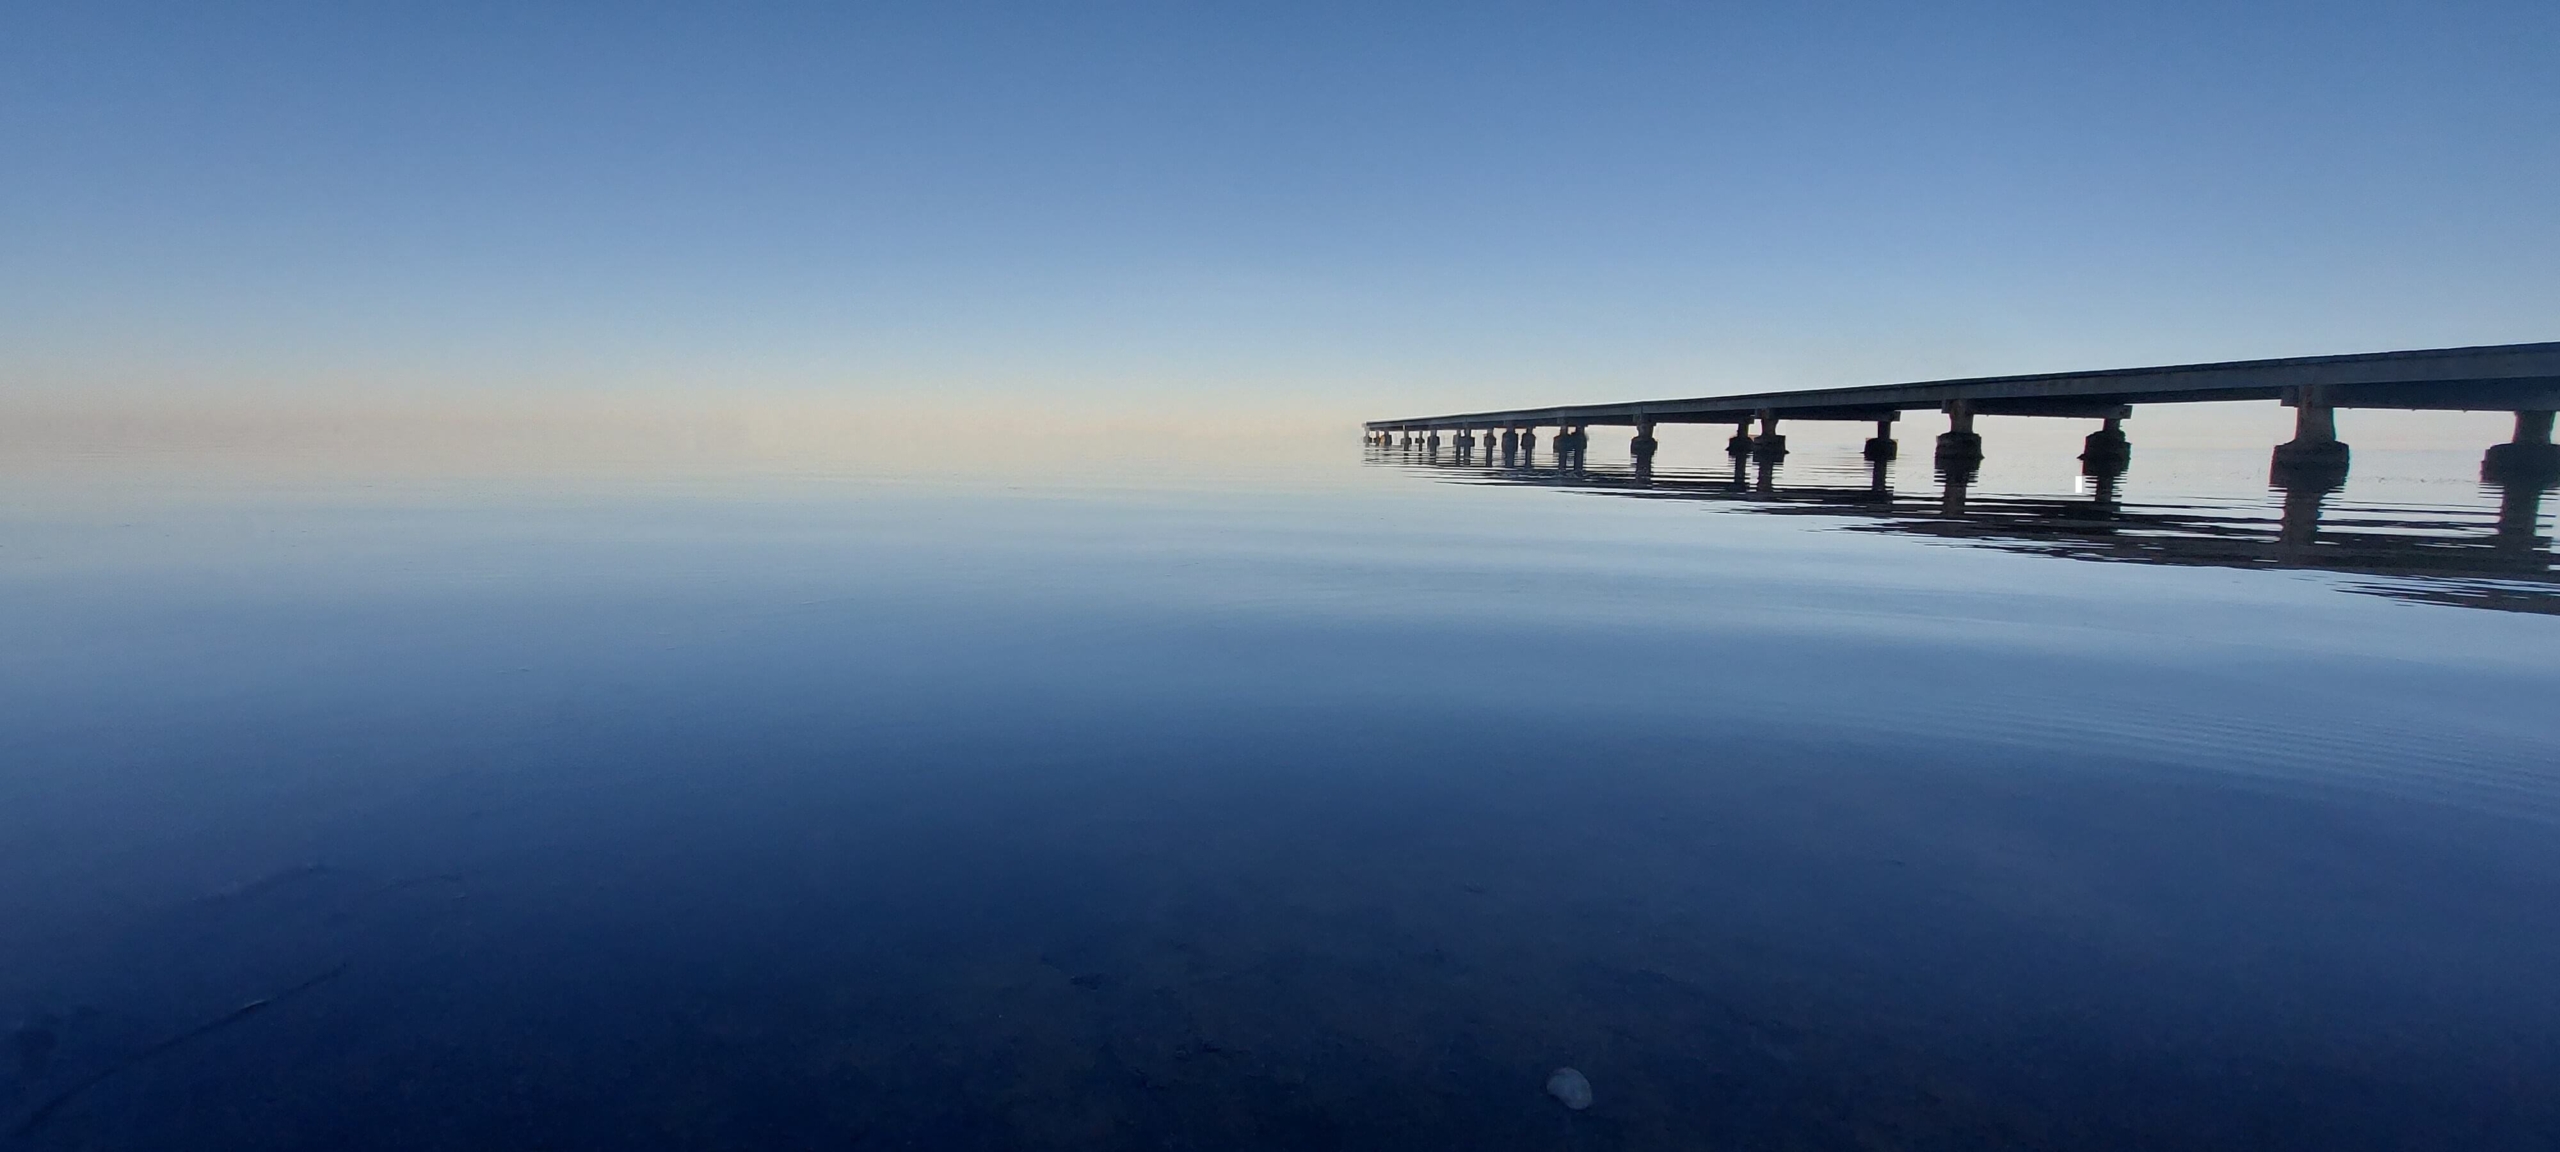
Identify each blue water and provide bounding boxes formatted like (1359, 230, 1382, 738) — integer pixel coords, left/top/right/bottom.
(4, 428, 2557, 1149)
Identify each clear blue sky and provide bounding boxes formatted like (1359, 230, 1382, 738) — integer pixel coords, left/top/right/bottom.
(5, 2, 2554, 417)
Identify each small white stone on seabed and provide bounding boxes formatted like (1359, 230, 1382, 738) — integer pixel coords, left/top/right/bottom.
(1546, 1067, 1592, 1110)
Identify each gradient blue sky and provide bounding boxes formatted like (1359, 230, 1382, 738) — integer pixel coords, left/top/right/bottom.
(5, 2, 2554, 418)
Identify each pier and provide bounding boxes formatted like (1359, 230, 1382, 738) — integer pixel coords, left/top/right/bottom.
(1364, 342, 2560, 485)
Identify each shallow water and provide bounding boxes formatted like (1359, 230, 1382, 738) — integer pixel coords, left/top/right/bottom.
(4, 423, 2557, 1149)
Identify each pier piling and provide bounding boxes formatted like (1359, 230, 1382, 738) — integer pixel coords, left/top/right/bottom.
(2081, 415, 2131, 470)
(1863, 417, 1898, 462)
(1752, 410, 1788, 460)
(2483, 410, 2560, 486)
(1935, 401, 1983, 464)
(2272, 387, 2351, 485)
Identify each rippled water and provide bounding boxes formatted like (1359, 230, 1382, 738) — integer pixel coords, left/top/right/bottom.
(4, 422, 2556, 1149)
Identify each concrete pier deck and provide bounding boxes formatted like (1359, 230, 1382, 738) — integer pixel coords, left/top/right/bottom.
(1363, 342, 2560, 432)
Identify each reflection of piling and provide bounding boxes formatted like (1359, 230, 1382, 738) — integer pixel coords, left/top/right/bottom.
(2277, 480, 2330, 552)
(1938, 464, 1970, 516)
(1368, 410, 2560, 614)
(2494, 480, 2549, 557)
(2086, 469, 2121, 513)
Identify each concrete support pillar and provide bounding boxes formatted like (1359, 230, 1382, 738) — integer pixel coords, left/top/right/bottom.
(2272, 387, 2350, 484)
(1630, 417, 1658, 461)
(2295, 402, 2338, 443)
(1520, 428, 1537, 451)
(1502, 428, 1520, 453)
(1727, 420, 1754, 456)
(2081, 414, 2131, 474)
(2483, 410, 2560, 486)
(1935, 400, 1983, 464)
(1426, 430, 1440, 449)
(1863, 417, 1898, 462)
(1751, 409, 1787, 459)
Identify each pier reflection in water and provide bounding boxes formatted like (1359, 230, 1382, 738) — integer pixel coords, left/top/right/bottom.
(1372, 437, 2558, 615)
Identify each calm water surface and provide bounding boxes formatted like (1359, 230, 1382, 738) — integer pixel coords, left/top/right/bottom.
(4, 426, 2557, 1149)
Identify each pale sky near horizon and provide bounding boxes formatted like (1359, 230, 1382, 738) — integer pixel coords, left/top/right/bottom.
(4, 2, 2555, 422)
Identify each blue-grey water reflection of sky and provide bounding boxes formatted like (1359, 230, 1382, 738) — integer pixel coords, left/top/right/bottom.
(3, 422, 2556, 1149)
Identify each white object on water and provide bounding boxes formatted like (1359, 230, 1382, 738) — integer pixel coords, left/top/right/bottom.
(1546, 1067, 1592, 1110)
